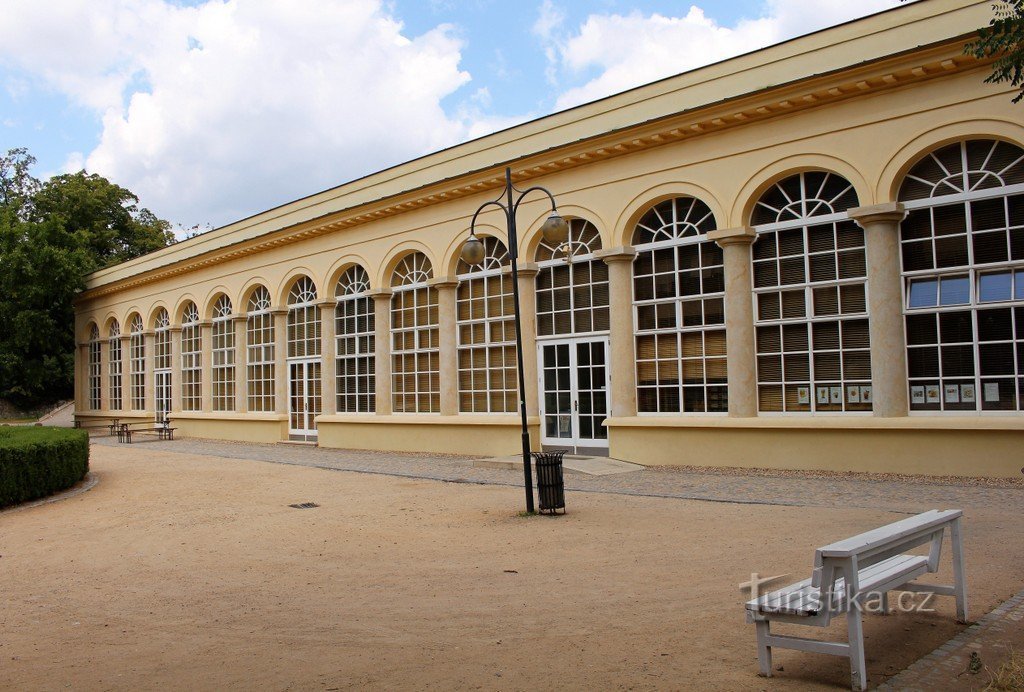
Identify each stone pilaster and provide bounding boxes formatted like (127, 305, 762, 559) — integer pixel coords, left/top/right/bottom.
(199, 320, 213, 412)
(430, 278, 460, 415)
(272, 308, 289, 416)
(708, 226, 758, 418)
(233, 316, 248, 413)
(170, 326, 182, 414)
(595, 246, 638, 418)
(514, 263, 540, 418)
(369, 290, 393, 415)
(318, 300, 337, 416)
(849, 202, 909, 417)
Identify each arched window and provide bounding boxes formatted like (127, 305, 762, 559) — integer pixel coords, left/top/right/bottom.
(129, 314, 145, 411)
(899, 139, 1024, 412)
(88, 324, 101, 410)
(181, 301, 202, 411)
(286, 276, 322, 438)
(752, 171, 870, 413)
(457, 237, 515, 413)
(211, 295, 235, 411)
(246, 287, 275, 412)
(335, 266, 375, 413)
(391, 253, 439, 413)
(632, 197, 726, 413)
(535, 218, 609, 335)
(154, 308, 172, 420)
(107, 320, 122, 411)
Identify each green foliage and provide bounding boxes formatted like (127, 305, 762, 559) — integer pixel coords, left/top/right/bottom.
(0, 148, 174, 407)
(0, 426, 89, 508)
(966, 0, 1024, 103)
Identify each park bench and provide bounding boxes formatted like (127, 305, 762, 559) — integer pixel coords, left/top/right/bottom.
(118, 418, 176, 444)
(744, 509, 967, 691)
(73, 417, 121, 435)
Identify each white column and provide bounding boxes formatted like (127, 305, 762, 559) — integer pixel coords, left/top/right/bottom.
(430, 278, 460, 415)
(369, 289, 392, 415)
(596, 247, 638, 418)
(514, 263, 540, 418)
(849, 202, 909, 418)
(709, 226, 758, 418)
(318, 300, 337, 416)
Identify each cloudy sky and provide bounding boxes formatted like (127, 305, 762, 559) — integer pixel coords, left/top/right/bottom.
(0, 0, 904, 233)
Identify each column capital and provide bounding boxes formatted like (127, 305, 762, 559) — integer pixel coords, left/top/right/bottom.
(315, 299, 336, 310)
(169, 326, 183, 334)
(708, 226, 756, 246)
(368, 288, 393, 301)
(847, 202, 906, 226)
(595, 246, 637, 264)
(427, 276, 460, 290)
(231, 315, 248, 324)
(197, 320, 213, 329)
(118, 334, 131, 344)
(143, 329, 156, 337)
(511, 262, 539, 278)
(270, 306, 289, 316)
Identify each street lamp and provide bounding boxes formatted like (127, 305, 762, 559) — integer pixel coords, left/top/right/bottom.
(460, 166, 568, 513)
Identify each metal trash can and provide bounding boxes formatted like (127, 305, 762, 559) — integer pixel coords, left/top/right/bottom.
(531, 450, 567, 514)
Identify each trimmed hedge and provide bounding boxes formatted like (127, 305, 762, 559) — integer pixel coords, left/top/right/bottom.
(0, 427, 89, 508)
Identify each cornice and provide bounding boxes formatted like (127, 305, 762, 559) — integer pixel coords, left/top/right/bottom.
(78, 37, 989, 302)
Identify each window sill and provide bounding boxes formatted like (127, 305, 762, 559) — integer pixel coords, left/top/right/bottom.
(318, 414, 541, 426)
(604, 415, 1024, 431)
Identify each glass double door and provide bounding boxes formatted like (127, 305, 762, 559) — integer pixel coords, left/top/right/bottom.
(154, 370, 171, 422)
(538, 338, 610, 453)
(288, 359, 322, 440)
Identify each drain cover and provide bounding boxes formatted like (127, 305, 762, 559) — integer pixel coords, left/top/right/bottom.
(288, 502, 320, 509)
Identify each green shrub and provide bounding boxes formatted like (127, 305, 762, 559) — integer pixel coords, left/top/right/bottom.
(0, 427, 89, 508)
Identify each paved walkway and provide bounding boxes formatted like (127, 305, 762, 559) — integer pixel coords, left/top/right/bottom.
(91, 435, 1024, 513)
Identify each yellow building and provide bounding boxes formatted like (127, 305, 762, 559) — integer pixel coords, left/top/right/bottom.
(74, 0, 1024, 477)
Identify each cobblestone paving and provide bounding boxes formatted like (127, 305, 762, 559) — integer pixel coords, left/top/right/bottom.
(878, 588, 1024, 691)
(92, 436, 1024, 513)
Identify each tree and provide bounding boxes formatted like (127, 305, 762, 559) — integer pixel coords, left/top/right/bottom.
(966, 0, 1024, 103)
(0, 149, 174, 407)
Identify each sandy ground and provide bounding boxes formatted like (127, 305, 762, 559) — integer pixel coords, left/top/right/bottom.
(1, 445, 1023, 691)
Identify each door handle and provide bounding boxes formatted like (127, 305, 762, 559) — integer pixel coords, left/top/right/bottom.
(574, 399, 578, 411)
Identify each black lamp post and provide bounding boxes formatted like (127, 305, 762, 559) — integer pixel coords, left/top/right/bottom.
(461, 166, 569, 513)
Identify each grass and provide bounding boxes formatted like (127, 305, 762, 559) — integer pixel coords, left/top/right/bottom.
(985, 650, 1024, 691)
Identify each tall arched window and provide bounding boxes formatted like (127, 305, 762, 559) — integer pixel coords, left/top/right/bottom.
(287, 276, 322, 438)
(129, 314, 145, 411)
(335, 266, 375, 413)
(88, 324, 101, 410)
(899, 138, 1024, 412)
(752, 171, 870, 413)
(535, 218, 611, 449)
(181, 301, 202, 411)
(211, 295, 234, 411)
(457, 237, 515, 413)
(246, 287, 275, 412)
(108, 320, 122, 411)
(154, 308, 172, 420)
(391, 253, 439, 413)
(632, 197, 726, 413)
(535, 218, 609, 336)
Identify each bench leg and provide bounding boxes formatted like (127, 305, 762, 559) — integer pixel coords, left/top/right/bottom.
(755, 620, 772, 677)
(950, 518, 968, 623)
(847, 609, 867, 691)
(880, 591, 889, 614)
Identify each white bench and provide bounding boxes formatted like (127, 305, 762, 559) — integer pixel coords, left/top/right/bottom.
(745, 509, 967, 691)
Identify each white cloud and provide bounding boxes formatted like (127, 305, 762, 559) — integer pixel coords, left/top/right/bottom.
(0, 0, 489, 230)
(549, 0, 903, 111)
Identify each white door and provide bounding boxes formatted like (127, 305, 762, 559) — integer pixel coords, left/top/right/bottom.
(538, 338, 611, 453)
(289, 359, 322, 440)
(154, 370, 171, 422)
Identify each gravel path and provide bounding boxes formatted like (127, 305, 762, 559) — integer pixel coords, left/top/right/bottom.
(93, 435, 1024, 513)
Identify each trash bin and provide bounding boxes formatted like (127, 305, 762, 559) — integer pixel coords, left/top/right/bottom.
(531, 449, 567, 514)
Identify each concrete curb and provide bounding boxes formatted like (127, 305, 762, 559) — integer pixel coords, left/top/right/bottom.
(0, 472, 99, 515)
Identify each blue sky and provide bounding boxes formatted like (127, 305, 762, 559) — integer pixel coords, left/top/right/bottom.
(0, 0, 902, 231)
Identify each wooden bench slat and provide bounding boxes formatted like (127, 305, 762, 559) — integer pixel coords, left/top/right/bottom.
(817, 510, 961, 557)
